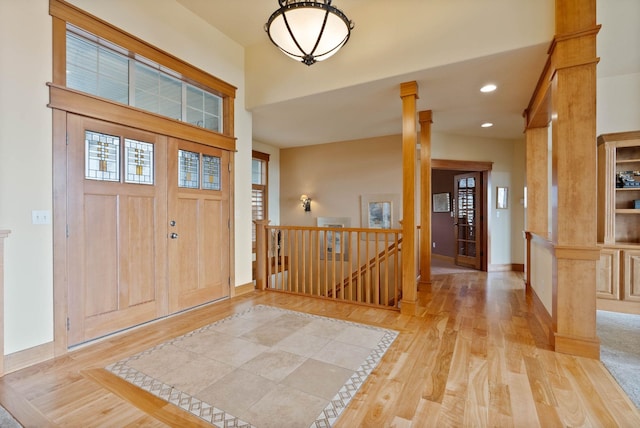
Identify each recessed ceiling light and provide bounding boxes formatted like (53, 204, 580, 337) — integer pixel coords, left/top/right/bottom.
(480, 84, 497, 93)
(481, 122, 493, 128)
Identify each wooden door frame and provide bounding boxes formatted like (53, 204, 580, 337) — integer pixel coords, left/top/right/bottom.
(51, 91, 236, 356)
(431, 159, 492, 272)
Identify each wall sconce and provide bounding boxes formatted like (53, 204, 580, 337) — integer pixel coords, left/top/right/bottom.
(300, 194, 312, 212)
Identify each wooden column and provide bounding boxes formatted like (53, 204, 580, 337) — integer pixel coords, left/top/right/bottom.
(400, 81, 418, 315)
(419, 110, 433, 286)
(525, 127, 549, 238)
(0, 229, 10, 376)
(550, 0, 601, 358)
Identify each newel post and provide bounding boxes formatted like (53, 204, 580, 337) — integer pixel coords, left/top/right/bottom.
(400, 81, 418, 315)
(254, 220, 269, 290)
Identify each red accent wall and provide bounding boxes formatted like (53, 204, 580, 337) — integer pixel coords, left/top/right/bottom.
(431, 170, 458, 258)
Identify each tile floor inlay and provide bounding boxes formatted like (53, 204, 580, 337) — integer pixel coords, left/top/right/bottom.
(106, 305, 398, 427)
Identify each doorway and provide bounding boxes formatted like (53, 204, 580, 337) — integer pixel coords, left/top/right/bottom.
(66, 114, 230, 346)
(431, 159, 491, 271)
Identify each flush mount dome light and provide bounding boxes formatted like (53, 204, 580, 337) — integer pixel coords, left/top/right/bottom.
(480, 84, 497, 93)
(265, 0, 354, 66)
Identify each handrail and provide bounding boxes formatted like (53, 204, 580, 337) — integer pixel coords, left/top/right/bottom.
(254, 221, 402, 310)
(327, 237, 402, 301)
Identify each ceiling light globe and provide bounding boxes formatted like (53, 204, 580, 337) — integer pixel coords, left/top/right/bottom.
(265, 0, 353, 66)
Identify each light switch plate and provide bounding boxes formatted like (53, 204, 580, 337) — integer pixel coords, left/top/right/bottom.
(32, 210, 51, 225)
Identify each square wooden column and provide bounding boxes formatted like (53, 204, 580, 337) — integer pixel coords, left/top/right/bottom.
(419, 111, 433, 286)
(400, 82, 418, 315)
(549, 0, 601, 358)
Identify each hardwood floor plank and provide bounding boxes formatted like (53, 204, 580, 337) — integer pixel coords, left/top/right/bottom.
(1, 271, 639, 427)
(83, 368, 212, 427)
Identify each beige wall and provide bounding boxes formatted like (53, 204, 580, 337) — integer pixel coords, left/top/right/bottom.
(0, 0, 251, 355)
(280, 132, 526, 266)
(280, 135, 403, 228)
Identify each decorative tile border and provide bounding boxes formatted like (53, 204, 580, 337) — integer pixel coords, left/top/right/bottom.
(106, 305, 398, 427)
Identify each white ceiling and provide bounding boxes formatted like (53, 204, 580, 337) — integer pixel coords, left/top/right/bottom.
(175, 0, 639, 148)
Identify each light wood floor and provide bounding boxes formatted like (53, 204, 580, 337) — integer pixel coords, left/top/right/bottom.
(1, 271, 639, 427)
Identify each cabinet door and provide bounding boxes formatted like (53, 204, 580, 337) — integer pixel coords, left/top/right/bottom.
(623, 250, 640, 302)
(597, 249, 621, 299)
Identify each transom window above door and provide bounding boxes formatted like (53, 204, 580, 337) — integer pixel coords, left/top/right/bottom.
(66, 25, 223, 133)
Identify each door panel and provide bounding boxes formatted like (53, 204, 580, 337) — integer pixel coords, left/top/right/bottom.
(67, 115, 168, 346)
(168, 138, 230, 313)
(454, 172, 482, 269)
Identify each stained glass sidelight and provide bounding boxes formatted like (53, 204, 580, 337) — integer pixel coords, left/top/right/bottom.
(125, 139, 154, 185)
(85, 130, 120, 181)
(202, 155, 221, 190)
(178, 150, 199, 188)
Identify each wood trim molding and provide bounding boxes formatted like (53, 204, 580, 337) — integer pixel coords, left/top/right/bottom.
(3, 342, 55, 375)
(232, 282, 256, 297)
(554, 333, 600, 360)
(48, 84, 237, 152)
(554, 245, 601, 261)
(598, 130, 640, 144)
(431, 159, 493, 171)
(527, 283, 553, 347)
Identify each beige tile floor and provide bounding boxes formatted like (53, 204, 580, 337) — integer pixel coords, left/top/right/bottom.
(107, 305, 398, 427)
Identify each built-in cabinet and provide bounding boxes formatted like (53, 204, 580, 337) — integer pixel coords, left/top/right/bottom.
(597, 131, 640, 314)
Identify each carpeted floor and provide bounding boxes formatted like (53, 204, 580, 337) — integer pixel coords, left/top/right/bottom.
(0, 405, 21, 428)
(597, 309, 640, 409)
(107, 305, 398, 427)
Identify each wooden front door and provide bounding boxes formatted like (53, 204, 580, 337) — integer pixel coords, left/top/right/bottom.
(454, 172, 482, 269)
(167, 138, 230, 313)
(67, 115, 168, 346)
(67, 117, 231, 346)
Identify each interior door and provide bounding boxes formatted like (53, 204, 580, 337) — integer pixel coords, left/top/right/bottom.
(67, 115, 168, 346)
(454, 172, 482, 269)
(167, 138, 230, 312)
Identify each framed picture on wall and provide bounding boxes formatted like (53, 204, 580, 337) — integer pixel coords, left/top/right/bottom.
(360, 193, 400, 240)
(496, 187, 508, 209)
(433, 192, 451, 213)
(317, 217, 350, 261)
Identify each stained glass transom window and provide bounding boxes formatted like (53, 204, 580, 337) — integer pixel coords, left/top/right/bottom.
(85, 130, 120, 181)
(202, 155, 221, 190)
(178, 150, 199, 189)
(125, 139, 154, 185)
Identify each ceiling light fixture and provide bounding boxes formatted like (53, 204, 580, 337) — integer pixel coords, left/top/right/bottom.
(481, 122, 494, 128)
(265, 0, 354, 66)
(480, 84, 497, 93)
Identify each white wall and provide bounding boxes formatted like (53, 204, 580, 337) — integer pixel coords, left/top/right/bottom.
(0, 0, 251, 355)
(0, 0, 54, 354)
(596, 0, 640, 135)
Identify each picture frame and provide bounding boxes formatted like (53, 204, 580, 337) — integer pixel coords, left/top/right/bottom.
(360, 193, 400, 239)
(432, 192, 451, 213)
(496, 186, 508, 209)
(317, 217, 350, 261)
